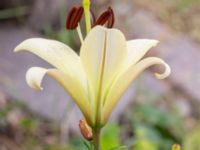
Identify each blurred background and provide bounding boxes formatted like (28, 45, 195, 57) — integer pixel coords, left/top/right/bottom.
(0, 0, 200, 149)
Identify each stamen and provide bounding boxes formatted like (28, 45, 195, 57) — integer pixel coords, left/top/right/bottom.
(72, 7, 84, 29)
(107, 7, 115, 28)
(66, 6, 84, 30)
(66, 6, 115, 30)
(94, 10, 111, 26)
(77, 23, 84, 44)
(66, 7, 78, 29)
(93, 7, 115, 28)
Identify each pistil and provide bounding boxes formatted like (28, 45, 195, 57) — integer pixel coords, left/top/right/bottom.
(83, 0, 91, 33)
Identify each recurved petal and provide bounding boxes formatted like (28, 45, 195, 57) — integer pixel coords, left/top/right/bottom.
(102, 57, 170, 124)
(80, 26, 127, 99)
(125, 39, 159, 69)
(26, 67, 47, 90)
(14, 38, 86, 82)
(26, 67, 93, 126)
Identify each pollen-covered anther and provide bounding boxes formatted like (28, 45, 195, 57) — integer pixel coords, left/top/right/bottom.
(79, 119, 93, 141)
(66, 6, 84, 30)
(93, 7, 115, 28)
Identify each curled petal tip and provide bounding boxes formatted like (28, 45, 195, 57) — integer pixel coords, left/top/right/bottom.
(26, 67, 47, 90)
(155, 61, 171, 79)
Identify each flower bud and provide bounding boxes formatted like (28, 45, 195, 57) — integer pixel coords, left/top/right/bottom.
(172, 144, 181, 150)
(79, 119, 93, 141)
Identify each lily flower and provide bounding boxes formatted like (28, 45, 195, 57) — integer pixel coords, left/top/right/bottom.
(14, 26, 170, 128)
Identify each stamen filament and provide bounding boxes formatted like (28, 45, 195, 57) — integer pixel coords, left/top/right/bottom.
(77, 23, 84, 44)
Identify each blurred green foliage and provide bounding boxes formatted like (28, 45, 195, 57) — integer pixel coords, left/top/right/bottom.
(0, 6, 28, 20)
(69, 138, 89, 150)
(183, 125, 200, 150)
(101, 123, 121, 150)
(0, 97, 186, 150)
(43, 6, 78, 51)
(109, 146, 128, 150)
(177, 0, 200, 10)
(122, 100, 185, 150)
(69, 123, 121, 150)
(172, 144, 181, 150)
(133, 138, 158, 150)
(19, 118, 37, 131)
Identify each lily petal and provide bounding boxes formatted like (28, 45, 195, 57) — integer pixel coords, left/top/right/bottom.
(26, 67, 47, 90)
(102, 57, 171, 124)
(14, 38, 86, 84)
(80, 26, 127, 102)
(125, 39, 159, 69)
(26, 67, 93, 125)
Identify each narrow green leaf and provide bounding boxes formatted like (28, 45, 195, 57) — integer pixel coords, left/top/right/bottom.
(83, 141, 92, 150)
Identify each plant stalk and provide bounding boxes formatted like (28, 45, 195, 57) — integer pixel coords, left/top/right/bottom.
(93, 127, 101, 150)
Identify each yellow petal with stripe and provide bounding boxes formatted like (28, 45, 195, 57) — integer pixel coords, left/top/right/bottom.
(102, 57, 171, 124)
(80, 26, 127, 104)
(26, 67, 93, 125)
(125, 39, 159, 69)
(14, 38, 86, 86)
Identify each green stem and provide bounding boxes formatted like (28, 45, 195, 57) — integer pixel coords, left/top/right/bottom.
(93, 128, 101, 150)
(83, 0, 91, 34)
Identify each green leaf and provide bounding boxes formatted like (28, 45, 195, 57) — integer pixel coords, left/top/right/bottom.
(69, 138, 88, 150)
(183, 125, 200, 150)
(83, 141, 93, 150)
(101, 123, 121, 150)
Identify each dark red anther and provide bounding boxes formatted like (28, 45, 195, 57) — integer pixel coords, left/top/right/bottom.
(66, 7, 77, 29)
(66, 6, 84, 30)
(93, 7, 115, 28)
(66, 6, 115, 30)
(94, 10, 111, 26)
(107, 7, 115, 28)
(72, 7, 84, 28)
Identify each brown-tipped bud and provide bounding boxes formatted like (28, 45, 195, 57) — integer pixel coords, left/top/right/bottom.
(66, 6, 84, 30)
(79, 119, 93, 141)
(93, 7, 115, 28)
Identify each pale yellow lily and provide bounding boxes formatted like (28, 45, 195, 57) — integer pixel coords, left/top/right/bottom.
(14, 26, 170, 127)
